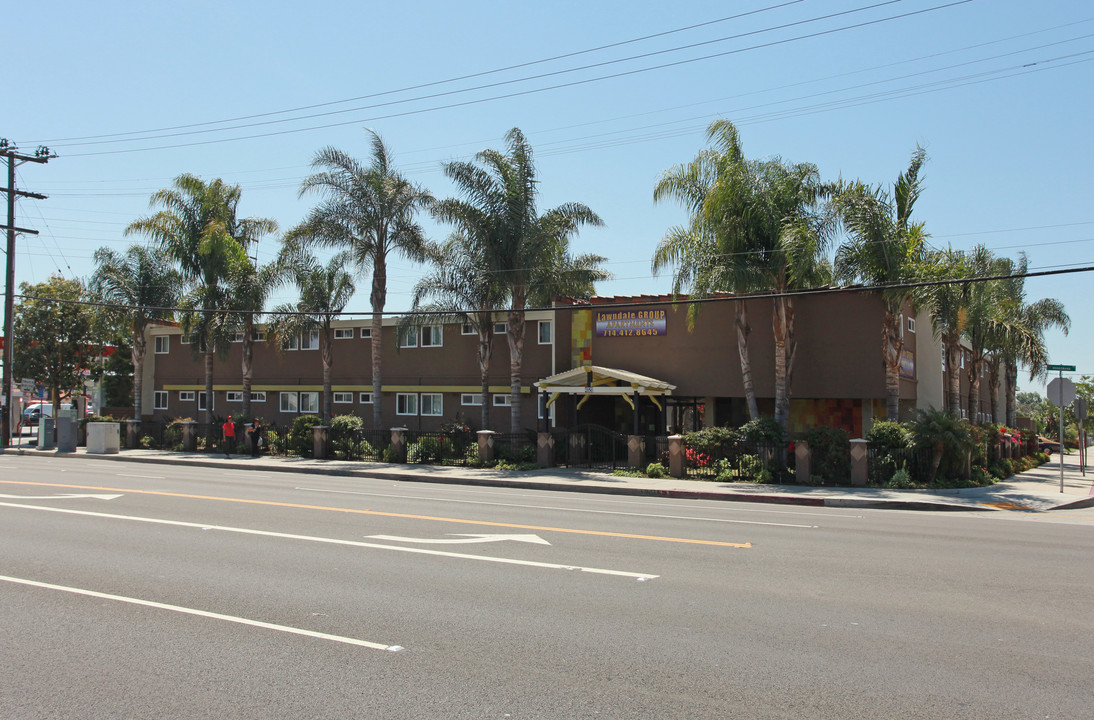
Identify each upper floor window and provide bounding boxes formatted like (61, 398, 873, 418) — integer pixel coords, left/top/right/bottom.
(154, 336, 170, 354)
(231, 332, 245, 343)
(907, 317, 916, 333)
(333, 392, 353, 404)
(461, 323, 475, 335)
(282, 334, 299, 351)
(399, 327, 418, 348)
(359, 327, 372, 339)
(461, 393, 483, 406)
(301, 330, 320, 351)
(538, 320, 553, 345)
(493, 394, 512, 407)
(494, 321, 508, 335)
(334, 328, 354, 340)
(421, 325, 443, 347)
(153, 391, 168, 410)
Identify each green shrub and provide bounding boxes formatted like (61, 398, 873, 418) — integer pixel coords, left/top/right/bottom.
(140, 435, 156, 449)
(265, 429, 283, 455)
(683, 426, 742, 457)
(612, 468, 645, 478)
(646, 462, 667, 478)
(886, 468, 916, 489)
(908, 408, 975, 483)
(805, 425, 850, 485)
(740, 417, 786, 446)
(970, 466, 994, 486)
(866, 420, 910, 449)
(329, 414, 372, 459)
(408, 436, 456, 464)
(287, 415, 323, 457)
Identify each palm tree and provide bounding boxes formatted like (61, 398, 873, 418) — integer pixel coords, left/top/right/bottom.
(832, 146, 928, 421)
(286, 131, 432, 429)
(126, 174, 277, 429)
(961, 245, 1012, 422)
(434, 127, 607, 433)
(267, 248, 356, 423)
(913, 248, 970, 416)
(412, 233, 509, 430)
(89, 245, 182, 420)
(654, 119, 831, 433)
(228, 257, 287, 418)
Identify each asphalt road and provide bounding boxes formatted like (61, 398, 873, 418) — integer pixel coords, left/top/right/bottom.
(1, 454, 1092, 719)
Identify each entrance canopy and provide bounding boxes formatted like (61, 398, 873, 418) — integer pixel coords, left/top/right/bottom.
(535, 366, 675, 412)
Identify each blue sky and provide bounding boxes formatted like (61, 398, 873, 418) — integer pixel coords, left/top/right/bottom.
(8, 0, 1092, 397)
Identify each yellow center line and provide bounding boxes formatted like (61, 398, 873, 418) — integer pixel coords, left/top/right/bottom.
(0, 480, 751, 548)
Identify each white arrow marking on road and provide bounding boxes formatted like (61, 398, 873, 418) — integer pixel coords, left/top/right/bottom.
(367, 533, 551, 545)
(0, 493, 123, 500)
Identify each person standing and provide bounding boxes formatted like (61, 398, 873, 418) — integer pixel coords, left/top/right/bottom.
(222, 415, 236, 458)
(251, 418, 263, 457)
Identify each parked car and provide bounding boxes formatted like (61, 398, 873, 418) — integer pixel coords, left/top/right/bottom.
(1037, 436, 1061, 454)
(22, 403, 54, 427)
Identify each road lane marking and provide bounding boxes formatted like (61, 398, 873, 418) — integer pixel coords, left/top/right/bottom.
(0, 502, 660, 579)
(0, 493, 122, 500)
(0, 574, 401, 651)
(116, 473, 165, 480)
(0, 480, 751, 548)
(368, 533, 551, 545)
(297, 486, 817, 528)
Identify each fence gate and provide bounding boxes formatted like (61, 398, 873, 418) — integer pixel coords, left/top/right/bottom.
(559, 424, 629, 470)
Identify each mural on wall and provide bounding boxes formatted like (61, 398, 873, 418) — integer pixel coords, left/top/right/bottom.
(571, 309, 593, 369)
(594, 309, 667, 338)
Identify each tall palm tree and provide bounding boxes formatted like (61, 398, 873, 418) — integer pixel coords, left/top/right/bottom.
(267, 248, 356, 423)
(126, 174, 277, 429)
(434, 127, 607, 433)
(961, 244, 1013, 422)
(286, 131, 432, 429)
(913, 247, 970, 416)
(832, 146, 928, 421)
(89, 245, 182, 420)
(655, 119, 831, 433)
(228, 257, 288, 418)
(412, 233, 508, 430)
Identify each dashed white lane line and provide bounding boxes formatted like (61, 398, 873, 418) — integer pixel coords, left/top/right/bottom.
(0, 501, 659, 579)
(0, 574, 401, 651)
(116, 473, 165, 480)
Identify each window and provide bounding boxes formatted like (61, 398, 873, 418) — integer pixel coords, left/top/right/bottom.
(154, 391, 168, 410)
(154, 336, 170, 354)
(300, 392, 319, 413)
(399, 327, 418, 348)
(359, 392, 373, 404)
(396, 393, 418, 416)
(538, 320, 552, 344)
(198, 392, 213, 411)
(461, 323, 475, 335)
(334, 328, 354, 340)
(461, 393, 483, 406)
(283, 334, 299, 351)
(333, 392, 353, 404)
(249, 392, 266, 402)
(231, 332, 245, 343)
(538, 397, 554, 420)
(421, 325, 443, 347)
(252, 330, 267, 342)
(359, 327, 372, 339)
(421, 393, 443, 416)
(280, 392, 298, 413)
(907, 317, 916, 333)
(180, 334, 191, 345)
(494, 321, 508, 334)
(179, 391, 195, 402)
(493, 394, 512, 407)
(301, 330, 319, 350)
(227, 391, 245, 402)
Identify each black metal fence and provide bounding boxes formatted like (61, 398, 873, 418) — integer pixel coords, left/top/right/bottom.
(329, 427, 389, 462)
(406, 430, 477, 466)
(867, 444, 934, 485)
(679, 439, 791, 482)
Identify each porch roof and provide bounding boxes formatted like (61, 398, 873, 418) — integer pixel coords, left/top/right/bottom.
(534, 366, 676, 396)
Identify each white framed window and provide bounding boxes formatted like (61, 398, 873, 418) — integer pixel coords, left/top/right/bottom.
(461, 393, 483, 406)
(399, 327, 418, 348)
(301, 330, 320, 350)
(280, 392, 298, 413)
(226, 391, 245, 402)
(907, 317, 916, 333)
(359, 327, 372, 339)
(180, 334, 191, 345)
(282, 334, 299, 351)
(461, 323, 475, 335)
(179, 391, 195, 402)
(334, 328, 354, 340)
(538, 320, 552, 344)
(153, 391, 168, 410)
(359, 392, 373, 404)
(421, 393, 443, 416)
(421, 325, 443, 347)
(538, 397, 555, 420)
(250, 391, 266, 403)
(493, 394, 512, 407)
(396, 393, 418, 416)
(494, 321, 508, 334)
(252, 330, 267, 342)
(198, 392, 213, 411)
(231, 332, 245, 343)
(333, 392, 353, 404)
(154, 336, 170, 354)
(300, 392, 319, 413)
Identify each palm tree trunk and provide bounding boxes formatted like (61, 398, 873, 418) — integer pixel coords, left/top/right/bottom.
(321, 329, 333, 423)
(772, 298, 790, 432)
(478, 324, 492, 431)
(946, 340, 962, 416)
(204, 346, 215, 442)
(735, 301, 759, 420)
(241, 317, 254, 418)
(1005, 361, 1018, 427)
(370, 256, 386, 430)
(131, 324, 146, 419)
(967, 357, 983, 423)
(508, 307, 526, 435)
(883, 307, 902, 421)
(987, 358, 1002, 424)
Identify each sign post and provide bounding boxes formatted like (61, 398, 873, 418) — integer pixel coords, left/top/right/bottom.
(1047, 365, 1077, 492)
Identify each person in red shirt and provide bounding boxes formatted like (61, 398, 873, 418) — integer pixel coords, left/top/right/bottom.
(222, 415, 236, 458)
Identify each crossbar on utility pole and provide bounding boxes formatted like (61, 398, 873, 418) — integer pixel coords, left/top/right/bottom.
(2, 140, 55, 449)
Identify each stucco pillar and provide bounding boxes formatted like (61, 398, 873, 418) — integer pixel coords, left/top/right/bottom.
(795, 440, 811, 484)
(125, 419, 141, 449)
(477, 430, 496, 463)
(850, 439, 868, 487)
(313, 425, 328, 460)
(181, 421, 197, 452)
(668, 435, 685, 478)
(390, 428, 408, 463)
(627, 435, 645, 469)
(537, 432, 554, 468)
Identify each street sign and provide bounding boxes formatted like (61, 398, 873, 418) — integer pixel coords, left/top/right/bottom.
(1047, 364, 1076, 372)
(1047, 377, 1077, 407)
(19, 378, 33, 394)
(1075, 396, 1088, 420)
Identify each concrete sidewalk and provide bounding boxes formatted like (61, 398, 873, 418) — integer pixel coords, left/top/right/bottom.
(6, 438, 1094, 512)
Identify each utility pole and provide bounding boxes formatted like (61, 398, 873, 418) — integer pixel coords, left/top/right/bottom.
(1, 138, 55, 449)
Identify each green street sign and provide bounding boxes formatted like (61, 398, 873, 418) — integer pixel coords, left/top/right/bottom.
(1047, 364, 1076, 371)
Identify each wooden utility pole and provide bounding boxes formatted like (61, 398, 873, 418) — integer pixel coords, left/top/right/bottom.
(1, 139, 55, 448)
